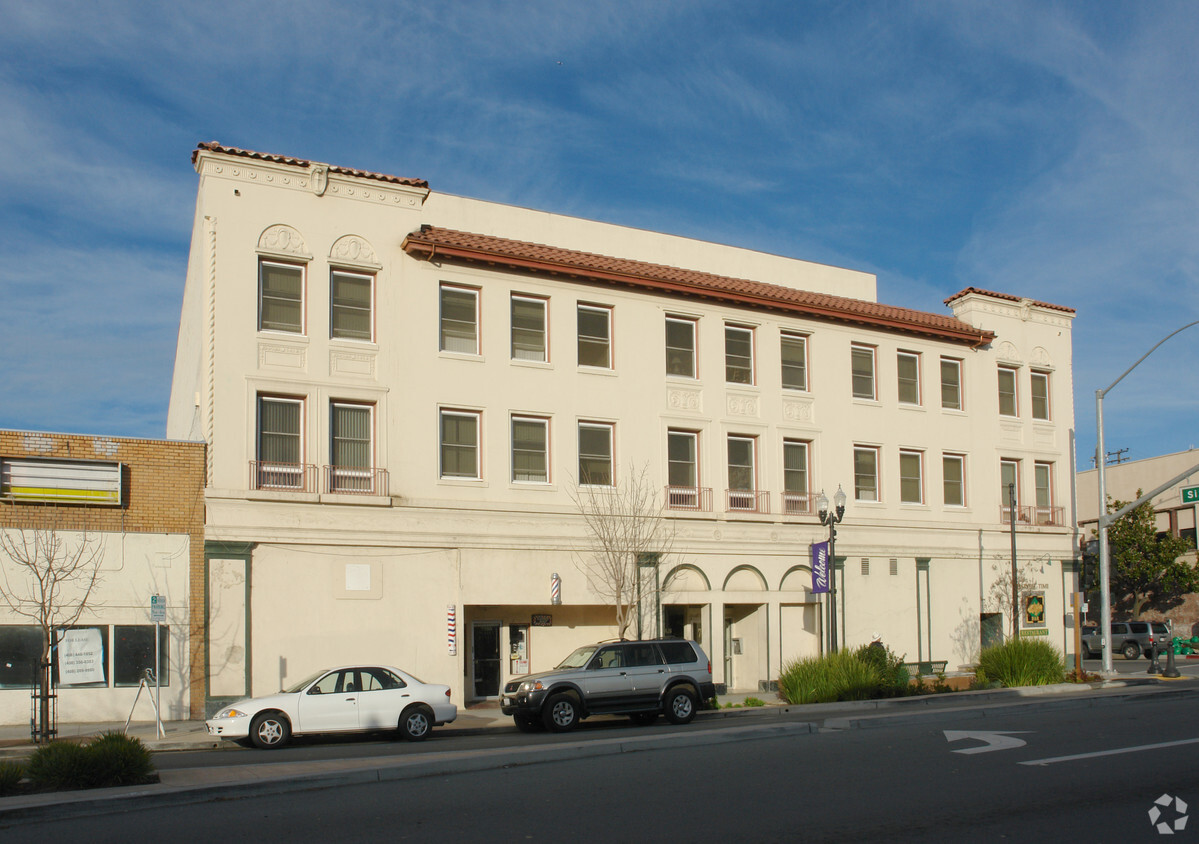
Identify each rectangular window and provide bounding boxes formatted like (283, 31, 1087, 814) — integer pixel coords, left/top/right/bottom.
(665, 317, 697, 378)
(943, 454, 966, 507)
(512, 295, 548, 362)
(725, 325, 754, 385)
(854, 446, 879, 502)
(331, 402, 373, 492)
(577, 304, 612, 368)
(782, 439, 810, 514)
(440, 410, 480, 479)
(330, 270, 373, 341)
(941, 358, 962, 410)
(727, 435, 757, 509)
(671, 431, 700, 491)
(998, 366, 1018, 417)
(511, 416, 549, 483)
(578, 422, 614, 486)
(1031, 371, 1050, 420)
(851, 344, 876, 400)
(55, 626, 109, 686)
(257, 395, 304, 488)
(440, 285, 479, 354)
(1035, 462, 1053, 507)
(780, 332, 808, 391)
(897, 352, 921, 405)
(0, 626, 43, 688)
(114, 626, 170, 687)
(1000, 459, 1020, 507)
(259, 260, 304, 334)
(899, 450, 923, 504)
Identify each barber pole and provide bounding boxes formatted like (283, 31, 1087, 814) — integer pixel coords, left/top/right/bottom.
(447, 604, 457, 655)
(551, 572, 561, 605)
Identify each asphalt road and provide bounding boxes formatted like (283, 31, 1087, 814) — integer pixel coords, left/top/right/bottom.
(4, 689, 1197, 842)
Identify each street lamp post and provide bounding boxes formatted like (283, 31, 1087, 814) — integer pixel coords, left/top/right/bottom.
(818, 485, 847, 652)
(1095, 319, 1199, 673)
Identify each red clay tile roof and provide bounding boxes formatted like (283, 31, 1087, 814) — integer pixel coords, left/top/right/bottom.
(193, 141, 429, 189)
(945, 287, 1075, 314)
(404, 226, 995, 347)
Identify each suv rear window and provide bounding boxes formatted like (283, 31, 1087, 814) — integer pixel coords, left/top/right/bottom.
(1152, 623, 1170, 634)
(658, 641, 698, 665)
(1128, 622, 1149, 634)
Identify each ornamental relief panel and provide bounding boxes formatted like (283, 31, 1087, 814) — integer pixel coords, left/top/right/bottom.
(257, 224, 311, 260)
(782, 398, 815, 424)
(998, 420, 1025, 446)
(329, 235, 381, 270)
(667, 387, 702, 413)
(1030, 346, 1053, 368)
(259, 343, 307, 371)
(726, 393, 760, 418)
(330, 350, 376, 379)
(202, 160, 425, 207)
(995, 341, 1022, 364)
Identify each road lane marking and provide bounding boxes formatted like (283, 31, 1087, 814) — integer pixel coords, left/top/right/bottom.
(1019, 737, 1199, 766)
(944, 730, 1031, 754)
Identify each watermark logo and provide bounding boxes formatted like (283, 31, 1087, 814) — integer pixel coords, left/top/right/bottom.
(1149, 794, 1188, 835)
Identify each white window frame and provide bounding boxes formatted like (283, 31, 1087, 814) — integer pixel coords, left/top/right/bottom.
(942, 453, 966, 507)
(1034, 462, 1053, 508)
(998, 365, 1019, 417)
(941, 357, 963, 411)
(667, 429, 700, 506)
(851, 344, 877, 401)
(725, 325, 755, 385)
(256, 394, 305, 489)
(578, 422, 614, 486)
(854, 445, 880, 502)
(897, 351, 922, 406)
(780, 331, 808, 391)
(1000, 459, 1021, 508)
(511, 415, 550, 483)
(440, 284, 480, 355)
(665, 316, 697, 379)
(727, 435, 757, 510)
(440, 409, 481, 480)
(511, 294, 548, 362)
(899, 449, 924, 505)
(782, 439, 810, 515)
(1030, 370, 1051, 421)
(577, 304, 612, 369)
(258, 259, 305, 335)
(330, 401, 375, 492)
(330, 269, 374, 342)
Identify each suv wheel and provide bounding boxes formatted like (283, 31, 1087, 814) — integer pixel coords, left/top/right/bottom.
(664, 687, 698, 725)
(543, 694, 580, 732)
(1121, 641, 1140, 660)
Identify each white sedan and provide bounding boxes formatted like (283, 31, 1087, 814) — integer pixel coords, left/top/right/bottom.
(206, 665, 457, 749)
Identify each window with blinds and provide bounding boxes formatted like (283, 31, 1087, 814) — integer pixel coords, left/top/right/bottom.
(331, 271, 373, 341)
(259, 260, 304, 334)
(257, 396, 303, 488)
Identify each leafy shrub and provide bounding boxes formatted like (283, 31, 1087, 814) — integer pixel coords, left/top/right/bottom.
(779, 650, 883, 704)
(977, 638, 1064, 687)
(853, 644, 910, 696)
(0, 760, 24, 796)
(742, 697, 766, 707)
(27, 732, 154, 790)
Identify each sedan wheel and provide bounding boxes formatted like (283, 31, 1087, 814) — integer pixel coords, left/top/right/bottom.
(250, 712, 291, 749)
(399, 706, 432, 741)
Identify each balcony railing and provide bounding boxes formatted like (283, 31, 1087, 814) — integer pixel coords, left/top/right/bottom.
(726, 489, 770, 514)
(250, 461, 318, 492)
(665, 485, 713, 512)
(324, 465, 389, 495)
(781, 491, 814, 516)
(1000, 504, 1064, 526)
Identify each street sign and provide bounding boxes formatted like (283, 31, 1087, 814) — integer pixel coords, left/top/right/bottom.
(1183, 485, 1199, 504)
(150, 594, 166, 622)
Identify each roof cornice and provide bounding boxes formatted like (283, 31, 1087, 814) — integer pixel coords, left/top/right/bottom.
(404, 226, 995, 348)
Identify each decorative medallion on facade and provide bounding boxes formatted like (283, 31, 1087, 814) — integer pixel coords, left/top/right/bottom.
(329, 235, 381, 270)
(782, 398, 815, 424)
(667, 388, 702, 413)
(995, 341, 1023, 364)
(1030, 346, 1053, 369)
(726, 394, 760, 418)
(257, 224, 312, 260)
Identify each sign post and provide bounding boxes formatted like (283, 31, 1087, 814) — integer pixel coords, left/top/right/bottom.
(150, 595, 166, 738)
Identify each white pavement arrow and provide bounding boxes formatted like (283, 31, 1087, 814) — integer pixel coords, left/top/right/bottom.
(944, 730, 1031, 754)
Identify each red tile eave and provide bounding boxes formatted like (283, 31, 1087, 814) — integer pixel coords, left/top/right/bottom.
(192, 141, 429, 189)
(945, 286, 1075, 315)
(405, 237, 995, 348)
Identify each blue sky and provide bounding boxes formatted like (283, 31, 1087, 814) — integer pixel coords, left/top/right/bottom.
(1, 0, 1197, 471)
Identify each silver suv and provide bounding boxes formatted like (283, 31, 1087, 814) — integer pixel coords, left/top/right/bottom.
(500, 639, 715, 733)
(1081, 621, 1170, 660)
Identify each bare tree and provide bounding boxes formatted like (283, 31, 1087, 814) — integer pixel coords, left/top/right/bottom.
(0, 509, 105, 740)
(985, 558, 1043, 640)
(569, 463, 676, 639)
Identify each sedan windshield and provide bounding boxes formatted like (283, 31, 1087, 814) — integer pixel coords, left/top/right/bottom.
(556, 646, 597, 669)
(282, 670, 327, 694)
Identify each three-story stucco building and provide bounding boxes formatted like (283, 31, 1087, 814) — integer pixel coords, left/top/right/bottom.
(168, 142, 1078, 712)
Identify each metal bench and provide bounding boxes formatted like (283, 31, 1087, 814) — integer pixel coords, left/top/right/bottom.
(903, 660, 948, 676)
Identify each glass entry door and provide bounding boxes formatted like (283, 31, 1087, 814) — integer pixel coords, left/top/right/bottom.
(471, 621, 501, 699)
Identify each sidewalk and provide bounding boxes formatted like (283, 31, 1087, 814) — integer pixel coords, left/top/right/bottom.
(1, 678, 1193, 822)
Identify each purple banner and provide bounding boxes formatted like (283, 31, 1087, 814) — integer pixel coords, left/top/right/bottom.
(811, 541, 830, 593)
